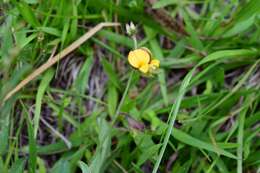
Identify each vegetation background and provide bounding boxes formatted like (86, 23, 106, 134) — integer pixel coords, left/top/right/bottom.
(0, 0, 260, 172)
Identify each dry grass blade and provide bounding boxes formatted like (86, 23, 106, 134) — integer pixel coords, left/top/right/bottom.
(40, 117, 72, 149)
(3, 22, 120, 102)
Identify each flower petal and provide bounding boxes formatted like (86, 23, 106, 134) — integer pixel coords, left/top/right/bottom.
(139, 64, 149, 73)
(128, 50, 140, 68)
(150, 59, 160, 67)
(128, 49, 150, 68)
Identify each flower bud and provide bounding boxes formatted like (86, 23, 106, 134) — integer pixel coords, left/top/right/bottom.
(126, 22, 137, 36)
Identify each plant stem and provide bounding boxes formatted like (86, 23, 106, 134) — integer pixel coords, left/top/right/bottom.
(112, 70, 134, 125)
(112, 32, 136, 125)
(132, 36, 137, 49)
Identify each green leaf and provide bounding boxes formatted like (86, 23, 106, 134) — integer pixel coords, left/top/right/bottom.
(168, 39, 186, 58)
(199, 49, 258, 65)
(25, 107, 37, 173)
(0, 158, 5, 173)
(37, 157, 47, 173)
(101, 58, 121, 89)
(34, 69, 55, 138)
(161, 55, 199, 68)
(98, 30, 133, 48)
(69, 2, 78, 39)
(61, 19, 70, 47)
(24, 0, 38, 4)
(237, 97, 250, 173)
(37, 27, 61, 37)
(223, 16, 255, 37)
(9, 158, 26, 173)
(152, 0, 179, 9)
(17, 2, 40, 28)
(51, 159, 71, 173)
(172, 128, 237, 159)
(235, 0, 260, 22)
(137, 144, 161, 166)
(144, 26, 168, 105)
(90, 118, 111, 173)
(78, 161, 91, 173)
(15, 32, 37, 49)
(0, 115, 9, 156)
(74, 51, 93, 94)
(107, 84, 118, 118)
(181, 9, 204, 50)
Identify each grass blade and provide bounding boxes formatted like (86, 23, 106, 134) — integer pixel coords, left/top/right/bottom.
(17, 2, 41, 28)
(34, 69, 54, 138)
(78, 161, 91, 173)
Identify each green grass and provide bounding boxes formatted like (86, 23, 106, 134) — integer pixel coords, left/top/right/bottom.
(1, 0, 260, 173)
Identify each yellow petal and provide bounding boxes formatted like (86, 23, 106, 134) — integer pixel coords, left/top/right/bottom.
(150, 59, 160, 67)
(140, 47, 152, 57)
(128, 51, 139, 68)
(128, 49, 150, 68)
(139, 64, 149, 73)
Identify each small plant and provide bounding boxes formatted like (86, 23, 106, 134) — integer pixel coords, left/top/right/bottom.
(0, 1, 259, 173)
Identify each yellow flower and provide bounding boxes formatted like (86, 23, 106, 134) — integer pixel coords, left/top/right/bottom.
(128, 48, 160, 75)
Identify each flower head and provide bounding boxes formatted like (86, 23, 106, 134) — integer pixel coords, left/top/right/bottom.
(128, 47, 160, 75)
(126, 22, 137, 36)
